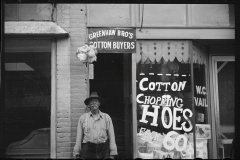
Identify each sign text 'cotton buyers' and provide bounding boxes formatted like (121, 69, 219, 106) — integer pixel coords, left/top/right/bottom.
(88, 28, 136, 53)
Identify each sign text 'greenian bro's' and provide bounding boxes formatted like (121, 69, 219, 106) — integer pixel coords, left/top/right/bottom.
(88, 28, 136, 53)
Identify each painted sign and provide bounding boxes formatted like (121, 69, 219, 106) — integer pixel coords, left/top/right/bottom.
(194, 85, 208, 107)
(135, 41, 211, 159)
(136, 60, 195, 159)
(137, 129, 194, 159)
(193, 64, 208, 126)
(88, 28, 136, 53)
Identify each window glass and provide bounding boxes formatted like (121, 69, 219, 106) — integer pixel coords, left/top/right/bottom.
(217, 61, 235, 158)
(135, 40, 210, 159)
(192, 41, 210, 159)
(4, 39, 51, 156)
(136, 40, 194, 159)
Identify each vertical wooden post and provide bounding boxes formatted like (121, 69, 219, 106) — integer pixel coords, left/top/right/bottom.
(50, 39, 57, 159)
(85, 61, 90, 113)
(86, 62, 90, 97)
(132, 53, 137, 158)
(190, 41, 197, 159)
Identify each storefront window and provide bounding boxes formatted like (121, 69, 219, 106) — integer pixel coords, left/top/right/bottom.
(4, 39, 51, 157)
(135, 40, 209, 159)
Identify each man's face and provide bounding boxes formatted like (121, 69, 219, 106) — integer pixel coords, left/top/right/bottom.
(89, 99, 101, 111)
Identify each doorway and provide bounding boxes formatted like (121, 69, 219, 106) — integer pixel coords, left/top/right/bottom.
(89, 53, 132, 159)
(211, 56, 235, 159)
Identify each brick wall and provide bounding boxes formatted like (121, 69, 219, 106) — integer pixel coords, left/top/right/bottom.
(56, 4, 87, 159)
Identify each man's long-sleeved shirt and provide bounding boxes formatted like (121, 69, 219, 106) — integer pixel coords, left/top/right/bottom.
(73, 111, 118, 156)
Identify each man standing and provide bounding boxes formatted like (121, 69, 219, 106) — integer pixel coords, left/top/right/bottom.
(73, 92, 118, 159)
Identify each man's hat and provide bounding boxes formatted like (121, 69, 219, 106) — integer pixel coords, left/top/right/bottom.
(84, 92, 104, 105)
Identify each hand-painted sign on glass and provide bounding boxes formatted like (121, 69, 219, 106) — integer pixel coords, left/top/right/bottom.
(135, 40, 210, 159)
(88, 28, 136, 53)
(136, 40, 194, 159)
(135, 40, 211, 159)
(192, 41, 209, 125)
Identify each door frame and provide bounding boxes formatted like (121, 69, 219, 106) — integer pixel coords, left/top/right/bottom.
(50, 39, 57, 158)
(210, 56, 235, 159)
(131, 53, 137, 159)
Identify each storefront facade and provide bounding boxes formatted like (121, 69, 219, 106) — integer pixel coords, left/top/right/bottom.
(3, 3, 234, 159)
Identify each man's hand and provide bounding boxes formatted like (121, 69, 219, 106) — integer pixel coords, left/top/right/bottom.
(76, 154, 80, 159)
(109, 155, 114, 159)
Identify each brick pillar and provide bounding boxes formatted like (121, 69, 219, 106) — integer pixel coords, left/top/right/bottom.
(56, 4, 87, 159)
(69, 4, 88, 159)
